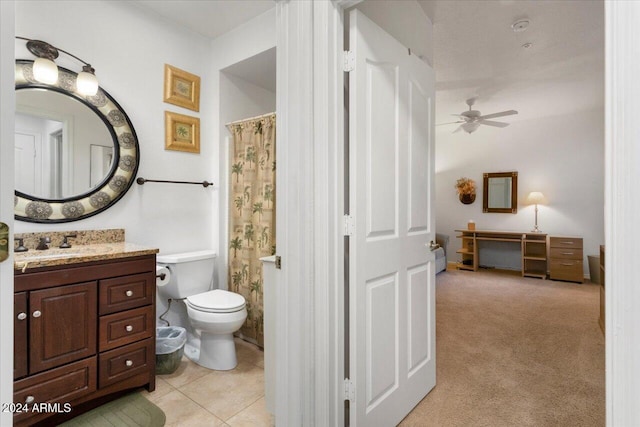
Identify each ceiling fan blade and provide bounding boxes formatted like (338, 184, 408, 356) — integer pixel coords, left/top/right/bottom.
(478, 110, 518, 120)
(479, 120, 510, 128)
(452, 125, 463, 134)
(437, 120, 464, 126)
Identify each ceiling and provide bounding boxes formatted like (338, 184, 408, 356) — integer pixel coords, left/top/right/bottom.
(430, 0, 604, 131)
(132, 0, 275, 39)
(132, 0, 604, 130)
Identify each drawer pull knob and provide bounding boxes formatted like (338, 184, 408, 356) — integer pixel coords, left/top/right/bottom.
(125, 290, 133, 297)
(561, 263, 573, 266)
(561, 241, 575, 244)
(17, 312, 27, 321)
(561, 252, 574, 255)
(125, 360, 133, 367)
(25, 396, 35, 404)
(32, 310, 41, 318)
(125, 325, 133, 332)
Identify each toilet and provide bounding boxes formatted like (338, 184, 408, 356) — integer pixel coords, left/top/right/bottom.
(156, 250, 247, 370)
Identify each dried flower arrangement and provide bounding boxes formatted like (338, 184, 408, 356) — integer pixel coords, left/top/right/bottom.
(455, 177, 477, 196)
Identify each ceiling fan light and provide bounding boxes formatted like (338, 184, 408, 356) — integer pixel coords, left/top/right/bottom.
(32, 57, 58, 84)
(77, 65, 99, 96)
(462, 122, 480, 134)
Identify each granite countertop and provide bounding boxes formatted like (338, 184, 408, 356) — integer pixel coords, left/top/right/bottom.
(14, 242, 159, 271)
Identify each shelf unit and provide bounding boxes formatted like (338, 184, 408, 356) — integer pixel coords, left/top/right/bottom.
(455, 233, 476, 271)
(455, 229, 547, 279)
(522, 234, 548, 279)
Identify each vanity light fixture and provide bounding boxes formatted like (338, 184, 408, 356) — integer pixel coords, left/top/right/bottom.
(16, 36, 99, 96)
(526, 191, 545, 233)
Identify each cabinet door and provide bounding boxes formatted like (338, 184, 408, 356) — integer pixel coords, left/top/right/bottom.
(29, 282, 97, 374)
(14, 292, 28, 379)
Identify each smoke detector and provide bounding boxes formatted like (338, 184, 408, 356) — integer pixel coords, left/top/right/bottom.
(511, 19, 530, 32)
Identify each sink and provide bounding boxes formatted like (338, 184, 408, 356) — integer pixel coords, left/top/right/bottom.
(21, 252, 81, 260)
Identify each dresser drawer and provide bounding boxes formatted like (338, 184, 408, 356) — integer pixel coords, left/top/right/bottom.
(14, 357, 96, 423)
(99, 306, 154, 352)
(99, 338, 153, 388)
(550, 237, 583, 249)
(550, 259, 584, 282)
(99, 273, 154, 315)
(550, 247, 583, 260)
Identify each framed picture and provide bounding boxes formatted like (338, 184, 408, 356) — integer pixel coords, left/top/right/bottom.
(165, 111, 200, 153)
(164, 64, 200, 112)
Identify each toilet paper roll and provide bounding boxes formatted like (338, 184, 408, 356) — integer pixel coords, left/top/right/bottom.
(156, 265, 171, 287)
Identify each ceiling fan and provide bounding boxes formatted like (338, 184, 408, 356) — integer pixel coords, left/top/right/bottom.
(439, 98, 518, 134)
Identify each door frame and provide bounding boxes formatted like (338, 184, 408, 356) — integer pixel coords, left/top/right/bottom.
(0, 1, 15, 426)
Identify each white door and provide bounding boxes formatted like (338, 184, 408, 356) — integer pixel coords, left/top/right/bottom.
(14, 131, 40, 195)
(348, 10, 436, 427)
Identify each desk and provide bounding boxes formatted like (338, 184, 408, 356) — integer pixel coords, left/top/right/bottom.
(455, 229, 547, 279)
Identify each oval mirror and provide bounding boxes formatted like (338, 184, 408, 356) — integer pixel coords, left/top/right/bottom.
(14, 60, 139, 223)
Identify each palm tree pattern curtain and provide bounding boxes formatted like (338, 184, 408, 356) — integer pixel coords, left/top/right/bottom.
(227, 114, 275, 347)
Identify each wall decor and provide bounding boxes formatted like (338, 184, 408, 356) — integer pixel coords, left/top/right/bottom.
(165, 111, 200, 153)
(164, 64, 200, 112)
(455, 177, 477, 204)
(483, 171, 518, 213)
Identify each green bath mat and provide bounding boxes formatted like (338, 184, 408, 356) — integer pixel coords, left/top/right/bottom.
(60, 392, 165, 427)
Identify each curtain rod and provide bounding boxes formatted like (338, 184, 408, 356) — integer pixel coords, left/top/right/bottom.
(225, 111, 276, 128)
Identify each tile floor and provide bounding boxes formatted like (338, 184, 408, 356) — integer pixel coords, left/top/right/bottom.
(140, 338, 274, 427)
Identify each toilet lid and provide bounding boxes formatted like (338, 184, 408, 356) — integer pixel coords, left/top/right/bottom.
(186, 289, 246, 313)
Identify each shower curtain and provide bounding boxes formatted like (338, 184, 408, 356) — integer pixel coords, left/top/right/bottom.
(227, 113, 275, 347)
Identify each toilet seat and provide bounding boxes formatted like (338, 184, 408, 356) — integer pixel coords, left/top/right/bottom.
(186, 289, 246, 313)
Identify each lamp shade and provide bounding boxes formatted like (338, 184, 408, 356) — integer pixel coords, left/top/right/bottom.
(32, 57, 58, 84)
(526, 191, 545, 205)
(76, 68, 99, 96)
(462, 122, 481, 134)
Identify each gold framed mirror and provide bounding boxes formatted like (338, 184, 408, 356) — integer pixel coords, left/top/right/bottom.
(483, 171, 518, 213)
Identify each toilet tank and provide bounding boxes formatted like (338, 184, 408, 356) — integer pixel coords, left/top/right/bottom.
(156, 250, 217, 299)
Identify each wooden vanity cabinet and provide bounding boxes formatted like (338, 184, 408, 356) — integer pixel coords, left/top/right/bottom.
(13, 255, 156, 426)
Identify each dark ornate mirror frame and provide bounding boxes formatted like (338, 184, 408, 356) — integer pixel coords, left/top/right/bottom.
(483, 171, 518, 214)
(14, 60, 139, 223)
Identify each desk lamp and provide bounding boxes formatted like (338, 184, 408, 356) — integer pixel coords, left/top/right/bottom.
(526, 191, 545, 233)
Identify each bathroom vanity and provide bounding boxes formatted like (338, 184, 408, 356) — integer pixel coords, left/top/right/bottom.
(13, 239, 158, 426)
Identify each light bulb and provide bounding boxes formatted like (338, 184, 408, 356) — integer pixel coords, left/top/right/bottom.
(32, 57, 58, 84)
(77, 66, 99, 96)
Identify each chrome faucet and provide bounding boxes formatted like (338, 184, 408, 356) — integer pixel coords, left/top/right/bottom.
(14, 238, 28, 252)
(59, 234, 77, 249)
(36, 237, 51, 250)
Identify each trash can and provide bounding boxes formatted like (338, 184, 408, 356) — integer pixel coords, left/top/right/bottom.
(156, 326, 186, 375)
(588, 255, 600, 285)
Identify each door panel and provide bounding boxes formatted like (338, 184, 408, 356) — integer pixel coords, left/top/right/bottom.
(30, 282, 97, 374)
(366, 62, 398, 239)
(349, 9, 435, 427)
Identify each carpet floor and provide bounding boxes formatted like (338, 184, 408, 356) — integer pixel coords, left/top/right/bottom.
(399, 270, 605, 427)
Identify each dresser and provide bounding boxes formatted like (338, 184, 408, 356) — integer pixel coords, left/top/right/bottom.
(549, 236, 584, 283)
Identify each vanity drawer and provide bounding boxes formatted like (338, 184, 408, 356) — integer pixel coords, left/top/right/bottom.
(99, 306, 154, 352)
(99, 338, 153, 388)
(13, 357, 96, 423)
(550, 247, 583, 260)
(549, 259, 584, 282)
(550, 237, 583, 249)
(99, 273, 154, 315)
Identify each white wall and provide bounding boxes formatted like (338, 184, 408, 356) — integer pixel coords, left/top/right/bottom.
(436, 106, 605, 276)
(14, 1, 216, 255)
(355, 0, 433, 65)
(209, 9, 277, 292)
